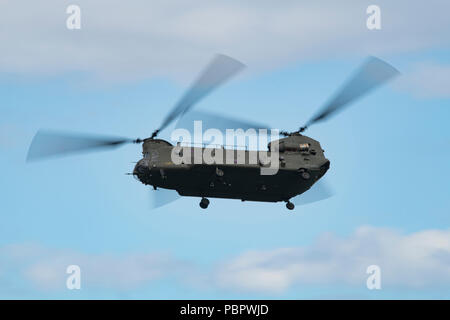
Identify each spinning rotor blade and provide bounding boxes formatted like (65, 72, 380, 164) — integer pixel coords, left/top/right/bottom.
(291, 179, 334, 206)
(150, 188, 180, 209)
(301, 56, 399, 131)
(176, 110, 269, 134)
(154, 54, 245, 137)
(26, 130, 140, 162)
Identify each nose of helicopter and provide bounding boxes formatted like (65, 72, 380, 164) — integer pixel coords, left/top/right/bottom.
(133, 158, 151, 184)
(318, 159, 330, 179)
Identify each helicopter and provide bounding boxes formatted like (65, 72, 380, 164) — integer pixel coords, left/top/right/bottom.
(27, 54, 399, 210)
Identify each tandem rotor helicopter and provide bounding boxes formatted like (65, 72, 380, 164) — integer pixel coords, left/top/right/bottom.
(27, 54, 399, 210)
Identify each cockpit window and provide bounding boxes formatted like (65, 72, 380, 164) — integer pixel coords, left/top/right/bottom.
(269, 141, 311, 153)
(283, 143, 310, 152)
(299, 143, 310, 152)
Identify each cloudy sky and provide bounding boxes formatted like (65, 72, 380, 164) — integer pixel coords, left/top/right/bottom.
(0, 0, 449, 299)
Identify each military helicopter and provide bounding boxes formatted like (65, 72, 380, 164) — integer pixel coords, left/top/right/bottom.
(27, 54, 399, 210)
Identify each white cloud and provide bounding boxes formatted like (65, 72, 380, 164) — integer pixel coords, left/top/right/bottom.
(1, 226, 449, 295)
(1, 0, 449, 81)
(215, 226, 450, 293)
(0, 243, 190, 291)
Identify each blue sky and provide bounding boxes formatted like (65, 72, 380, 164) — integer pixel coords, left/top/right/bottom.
(0, 0, 449, 299)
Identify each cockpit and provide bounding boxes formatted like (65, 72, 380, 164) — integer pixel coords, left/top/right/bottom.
(142, 138, 173, 158)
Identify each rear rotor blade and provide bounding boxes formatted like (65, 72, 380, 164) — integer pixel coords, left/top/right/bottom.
(155, 54, 245, 136)
(26, 130, 138, 162)
(302, 56, 399, 131)
(291, 179, 334, 206)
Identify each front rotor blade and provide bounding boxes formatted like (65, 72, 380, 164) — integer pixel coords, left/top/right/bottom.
(304, 56, 399, 129)
(158, 54, 245, 133)
(26, 130, 135, 162)
(150, 188, 180, 209)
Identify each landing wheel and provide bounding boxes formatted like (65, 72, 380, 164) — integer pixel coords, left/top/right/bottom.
(286, 201, 295, 210)
(200, 197, 210, 209)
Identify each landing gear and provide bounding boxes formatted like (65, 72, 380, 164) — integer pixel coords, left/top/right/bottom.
(286, 201, 295, 210)
(200, 197, 210, 209)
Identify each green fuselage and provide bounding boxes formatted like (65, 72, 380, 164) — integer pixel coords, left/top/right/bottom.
(133, 134, 330, 202)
